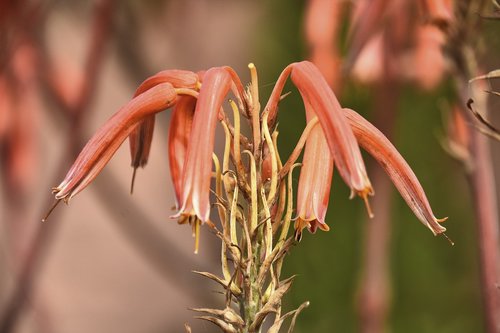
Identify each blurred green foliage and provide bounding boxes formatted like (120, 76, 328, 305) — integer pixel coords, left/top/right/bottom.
(254, 1, 485, 332)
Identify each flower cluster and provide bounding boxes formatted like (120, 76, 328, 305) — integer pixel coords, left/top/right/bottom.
(52, 61, 446, 239)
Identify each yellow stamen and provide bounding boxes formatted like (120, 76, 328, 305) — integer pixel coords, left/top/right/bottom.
(42, 199, 62, 222)
(361, 191, 374, 219)
(442, 232, 455, 246)
(194, 219, 200, 254)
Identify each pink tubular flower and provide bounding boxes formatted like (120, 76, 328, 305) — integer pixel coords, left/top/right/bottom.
(343, 108, 447, 235)
(295, 101, 333, 235)
(175, 67, 232, 223)
(168, 95, 197, 208)
(129, 70, 200, 171)
(51, 61, 446, 245)
(54, 82, 178, 201)
(266, 61, 373, 202)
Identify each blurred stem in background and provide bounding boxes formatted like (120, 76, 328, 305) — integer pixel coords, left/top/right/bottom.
(448, 1, 500, 331)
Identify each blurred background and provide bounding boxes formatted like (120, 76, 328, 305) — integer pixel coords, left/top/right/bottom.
(0, 1, 499, 332)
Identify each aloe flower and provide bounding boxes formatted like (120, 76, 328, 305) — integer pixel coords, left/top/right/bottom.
(53, 82, 178, 201)
(48, 61, 448, 330)
(129, 69, 200, 172)
(52, 61, 445, 239)
(343, 108, 447, 235)
(168, 95, 197, 207)
(175, 67, 232, 223)
(266, 61, 373, 201)
(295, 101, 333, 235)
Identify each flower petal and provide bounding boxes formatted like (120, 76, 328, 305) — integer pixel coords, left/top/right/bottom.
(343, 107, 447, 235)
(265, 61, 372, 198)
(54, 82, 177, 201)
(129, 70, 200, 169)
(178, 68, 232, 222)
(168, 95, 197, 207)
(296, 100, 334, 234)
(290, 61, 372, 197)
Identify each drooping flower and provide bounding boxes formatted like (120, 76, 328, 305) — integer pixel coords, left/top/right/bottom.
(266, 61, 373, 202)
(295, 100, 333, 236)
(51, 61, 445, 245)
(343, 107, 447, 235)
(168, 95, 197, 207)
(175, 67, 232, 223)
(129, 70, 201, 173)
(54, 82, 178, 201)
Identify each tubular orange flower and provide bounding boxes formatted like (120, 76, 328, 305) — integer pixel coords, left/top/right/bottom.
(176, 67, 232, 223)
(129, 70, 200, 171)
(168, 95, 197, 207)
(266, 61, 373, 202)
(54, 82, 178, 201)
(295, 101, 333, 236)
(343, 108, 447, 235)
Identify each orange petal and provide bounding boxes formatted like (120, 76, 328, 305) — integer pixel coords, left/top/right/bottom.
(290, 61, 372, 196)
(129, 70, 200, 170)
(54, 82, 177, 201)
(296, 100, 334, 234)
(344, 108, 447, 235)
(178, 68, 232, 222)
(265, 61, 372, 197)
(168, 96, 197, 207)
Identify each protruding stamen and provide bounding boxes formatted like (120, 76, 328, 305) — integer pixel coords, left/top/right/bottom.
(194, 219, 201, 254)
(130, 168, 138, 194)
(442, 232, 455, 246)
(42, 199, 62, 222)
(361, 192, 375, 219)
